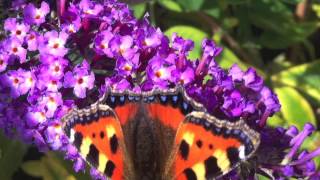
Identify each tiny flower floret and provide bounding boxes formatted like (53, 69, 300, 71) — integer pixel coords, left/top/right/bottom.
(4, 18, 30, 41)
(24, 2, 50, 25)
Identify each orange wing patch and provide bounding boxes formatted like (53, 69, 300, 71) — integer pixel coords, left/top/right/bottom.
(174, 123, 242, 180)
(147, 103, 185, 130)
(114, 103, 139, 125)
(68, 110, 125, 180)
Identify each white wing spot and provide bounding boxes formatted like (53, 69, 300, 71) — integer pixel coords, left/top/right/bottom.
(239, 145, 246, 160)
(69, 129, 75, 143)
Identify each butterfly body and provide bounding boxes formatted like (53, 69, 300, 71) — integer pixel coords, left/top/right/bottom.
(62, 87, 260, 180)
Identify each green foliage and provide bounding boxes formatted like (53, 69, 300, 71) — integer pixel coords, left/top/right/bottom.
(274, 86, 316, 129)
(21, 152, 91, 180)
(0, 132, 27, 180)
(0, 0, 320, 179)
(272, 60, 320, 105)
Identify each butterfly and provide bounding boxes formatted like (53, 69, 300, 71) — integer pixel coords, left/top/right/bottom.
(62, 86, 260, 180)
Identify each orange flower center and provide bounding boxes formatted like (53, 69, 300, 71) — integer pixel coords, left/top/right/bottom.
(49, 97, 55, 102)
(123, 65, 132, 71)
(78, 78, 84, 84)
(54, 66, 60, 72)
(100, 44, 106, 49)
(13, 78, 19, 84)
(16, 30, 22, 35)
(53, 43, 59, 49)
(0, 60, 3, 65)
(29, 34, 35, 40)
(12, 47, 18, 53)
(155, 71, 162, 78)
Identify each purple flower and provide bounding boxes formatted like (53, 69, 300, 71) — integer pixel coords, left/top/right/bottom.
(39, 31, 69, 57)
(37, 74, 62, 92)
(61, 16, 82, 34)
(136, 27, 163, 49)
(146, 56, 175, 89)
(171, 66, 195, 85)
(222, 90, 244, 117)
(39, 55, 68, 79)
(104, 76, 131, 92)
(26, 31, 39, 51)
(202, 38, 223, 59)
(4, 37, 27, 63)
(64, 60, 95, 98)
(94, 30, 114, 57)
(37, 92, 63, 118)
(44, 122, 65, 150)
(243, 68, 264, 92)
(24, 2, 50, 25)
(116, 55, 140, 76)
(90, 168, 106, 180)
(4, 18, 30, 41)
(78, 0, 103, 16)
(110, 35, 138, 60)
(0, 52, 9, 72)
(73, 157, 86, 172)
(195, 39, 222, 76)
(171, 33, 194, 54)
(0, 69, 35, 98)
(229, 64, 244, 82)
(22, 129, 47, 151)
(25, 106, 47, 128)
(12, 0, 27, 10)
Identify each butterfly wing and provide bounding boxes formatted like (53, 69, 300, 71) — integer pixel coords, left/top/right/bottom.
(62, 103, 128, 180)
(169, 111, 260, 180)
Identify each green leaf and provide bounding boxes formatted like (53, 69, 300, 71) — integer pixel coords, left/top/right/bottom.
(257, 175, 271, 180)
(302, 132, 320, 150)
(313, 4, 320, 18)
(176, 0, 204, 11)
(217, 47, 248, 69)
(267, 113, 285, 127)
(21, 160, 44, 177)
(247, 1, 318, 48)
(164, 25, 208, 59)
(131, 3, 146, 19)
(274, 86, 316, 130)
(272, 60, 320, 104)
(0, 132, 27, 180)
(22, 152, 77, 180)
(158, 0, 183, 12)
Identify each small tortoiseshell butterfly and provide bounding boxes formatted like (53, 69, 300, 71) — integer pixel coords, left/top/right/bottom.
(62, 86, 260, 180)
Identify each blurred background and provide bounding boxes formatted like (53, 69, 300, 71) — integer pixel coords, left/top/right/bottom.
(0, 0, 320, 179)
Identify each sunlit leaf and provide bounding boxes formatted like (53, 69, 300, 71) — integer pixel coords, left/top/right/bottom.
(217, 47, 247, 69)
(165, 25, 208, 60)
(274, 86, 316, 130)
(131, 3, 146, 19)
(272, 60, 320, 104)
(267, 113, 285, 127)
(158, 0, 183, 12)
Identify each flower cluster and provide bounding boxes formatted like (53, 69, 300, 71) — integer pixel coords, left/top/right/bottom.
(0, 0, 318, 179)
